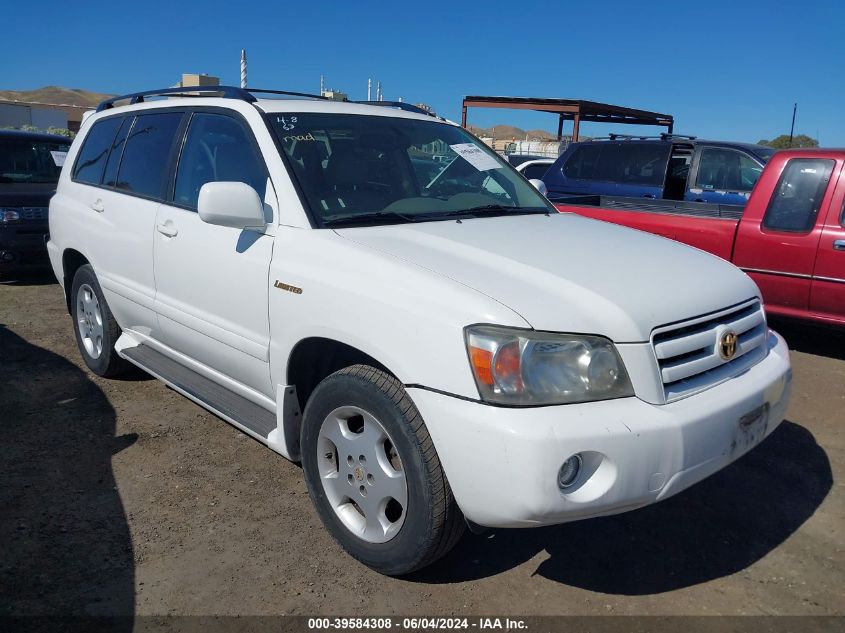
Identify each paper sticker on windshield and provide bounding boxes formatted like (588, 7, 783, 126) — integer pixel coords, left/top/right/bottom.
(449, 143, 502, 171)
(50, 151, 67, 167)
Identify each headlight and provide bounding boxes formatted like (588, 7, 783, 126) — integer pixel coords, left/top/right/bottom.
(0, 208, 21, 223)
(465, 325, 634, 405)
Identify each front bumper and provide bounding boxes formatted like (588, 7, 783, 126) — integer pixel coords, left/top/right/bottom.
(408, 331, 792, 528)
(0, 224, 50, 270)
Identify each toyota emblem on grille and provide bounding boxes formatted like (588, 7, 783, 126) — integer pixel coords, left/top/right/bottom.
(719, 330, 739, 360)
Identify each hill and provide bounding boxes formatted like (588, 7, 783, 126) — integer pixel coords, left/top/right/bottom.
(466, 124, 557, 141)
(0, 86, 113, 107)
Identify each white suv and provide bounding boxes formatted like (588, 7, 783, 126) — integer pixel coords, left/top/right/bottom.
(48, 87, 792, 575)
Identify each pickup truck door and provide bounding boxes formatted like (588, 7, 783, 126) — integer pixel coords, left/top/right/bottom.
(152, 111, 275, 398)
(732, 157, 837, 318)
(809, 161, 845, 324)
(686, 146, 760, 206)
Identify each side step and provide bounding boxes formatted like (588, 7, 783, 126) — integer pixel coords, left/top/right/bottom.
(121, 344, 276, 439)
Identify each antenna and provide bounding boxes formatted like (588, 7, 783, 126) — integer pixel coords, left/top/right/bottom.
(240, 49, 247, 89)
(789, 102, 797, 148)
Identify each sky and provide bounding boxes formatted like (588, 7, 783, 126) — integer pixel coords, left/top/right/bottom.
(3, 0, 844, 144)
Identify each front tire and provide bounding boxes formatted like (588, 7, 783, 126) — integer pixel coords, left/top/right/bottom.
(70, 264, 129, 377)
(301, 365, 464, 575)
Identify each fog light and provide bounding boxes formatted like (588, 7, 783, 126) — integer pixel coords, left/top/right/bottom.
(558, 454, 582, 490)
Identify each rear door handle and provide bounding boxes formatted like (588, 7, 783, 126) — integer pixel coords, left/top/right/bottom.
(156, 222, 178, 237)
(91, 199, 104, 213)
(834, 239, 845, 251)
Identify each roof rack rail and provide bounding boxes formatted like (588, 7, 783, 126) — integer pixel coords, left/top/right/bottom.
(354, 101, 437, 117)
(96, 86, 254, 112)
(95, 85, 330, 112)
(659, 132, 697, 140)
(246, 88, 328, 100)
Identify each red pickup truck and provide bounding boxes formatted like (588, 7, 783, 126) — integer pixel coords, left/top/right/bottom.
(553, 149, 845, 328)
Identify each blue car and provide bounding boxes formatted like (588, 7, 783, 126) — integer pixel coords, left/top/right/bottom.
(543, 134, 775, 206)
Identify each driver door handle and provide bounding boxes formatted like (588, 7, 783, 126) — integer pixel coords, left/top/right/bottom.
(834, 239, 845, 251)
(91, 199, 104, 213)
(156, 222, 178, 237)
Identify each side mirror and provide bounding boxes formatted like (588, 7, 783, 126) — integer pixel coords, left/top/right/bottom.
(197, 182, 265, 230)
(529, 179, 548, 196)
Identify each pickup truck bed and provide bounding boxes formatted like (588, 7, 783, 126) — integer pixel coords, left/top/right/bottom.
(552, 195, 743, 261)
(553, 149, 845, 328)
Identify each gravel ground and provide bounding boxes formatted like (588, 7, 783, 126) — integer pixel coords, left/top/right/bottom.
(1, 272, 842, 617)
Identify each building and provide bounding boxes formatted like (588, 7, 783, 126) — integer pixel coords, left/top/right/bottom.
(0, 101, 68, 130)
(321, 89, 348, 102)
(177, 73, 220, 88)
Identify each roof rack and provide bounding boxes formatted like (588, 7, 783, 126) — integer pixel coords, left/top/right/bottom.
(587, 132, 698, 142)
(353, 101, 438, 117)
(95, 85, 328, 112)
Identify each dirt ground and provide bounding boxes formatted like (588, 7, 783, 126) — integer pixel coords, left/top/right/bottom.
(1, 271, 842, 617)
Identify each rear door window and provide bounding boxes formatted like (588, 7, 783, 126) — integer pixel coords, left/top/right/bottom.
(72, 117, 123, 185)
(115, 112, 183, 199)
(762, 158, 834, 233)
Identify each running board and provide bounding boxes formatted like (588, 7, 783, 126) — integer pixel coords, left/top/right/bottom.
(121, 343, 277, 440)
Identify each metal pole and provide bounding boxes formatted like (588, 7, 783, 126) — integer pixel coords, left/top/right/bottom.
(367, 78, 371, 101)
(789, 103, 797, 147)
(461, 103, 467, 128)
(572, 113, 581, 142)
(240, 49, 247, 89)
(557, 114, 564, 141)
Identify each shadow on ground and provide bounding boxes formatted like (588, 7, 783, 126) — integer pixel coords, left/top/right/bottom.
(770, 317, 845, 361)
(0, 269, 57, 287)
(0, 325, 136, 619)
(413, 420, 831, 594)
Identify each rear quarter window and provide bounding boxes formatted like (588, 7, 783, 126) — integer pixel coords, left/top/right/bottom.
(563, 143, 669, 186)
(72, 117, 123, 185)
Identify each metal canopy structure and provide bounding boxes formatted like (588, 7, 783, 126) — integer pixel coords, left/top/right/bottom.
(461, 95, 674, 142)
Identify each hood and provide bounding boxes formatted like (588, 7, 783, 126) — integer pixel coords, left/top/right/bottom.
(0, 183, 57, 208)
(337, 213, 760, 342)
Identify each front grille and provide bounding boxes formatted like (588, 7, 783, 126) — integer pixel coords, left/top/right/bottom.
(652, 300, 768, 402)
(20, 207, 48, 221)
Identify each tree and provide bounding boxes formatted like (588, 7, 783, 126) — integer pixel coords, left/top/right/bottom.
(45, 127, 75, 139)
(757, 134, 818, 149)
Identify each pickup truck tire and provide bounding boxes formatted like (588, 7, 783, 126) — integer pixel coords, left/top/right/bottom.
(70, 264, 129, 377)
(301, 364, 465, 575)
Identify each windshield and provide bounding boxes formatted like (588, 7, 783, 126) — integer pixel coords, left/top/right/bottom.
(0, 138, 70, 184)
(270, 113, 553, 227)
(753, 146, 776, 163)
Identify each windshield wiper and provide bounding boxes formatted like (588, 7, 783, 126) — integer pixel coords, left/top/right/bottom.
(425, 205, 550, 219)
(322, 210, 418, 227)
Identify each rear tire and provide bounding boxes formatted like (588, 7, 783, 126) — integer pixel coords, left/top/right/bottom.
(70, 264, 129, 377)
(301, 364, 464, 575)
